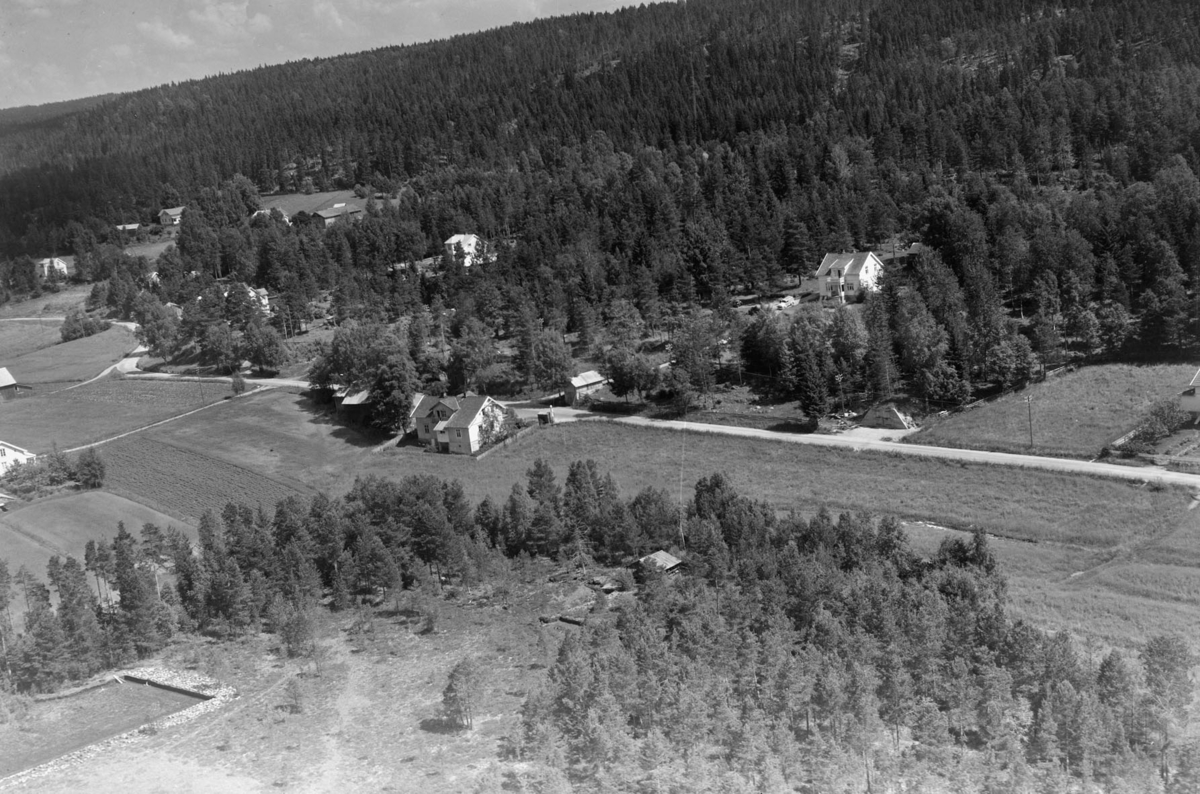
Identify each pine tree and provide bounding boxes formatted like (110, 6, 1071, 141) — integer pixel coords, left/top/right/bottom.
(443, 656, 485, 730)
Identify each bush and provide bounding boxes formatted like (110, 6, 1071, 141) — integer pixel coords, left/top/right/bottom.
(75, 448, 105, 489)
(60, 306, 111, 343)
(1131, 399, 1189, 447)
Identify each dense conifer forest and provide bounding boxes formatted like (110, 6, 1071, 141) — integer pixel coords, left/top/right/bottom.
(4, 0, 1200, 408)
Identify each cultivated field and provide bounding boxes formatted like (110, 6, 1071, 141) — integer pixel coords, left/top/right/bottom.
(908, 364, 1196, 458)
(0, 680, 202, 779)
(0, 376, 227, 453)
(2, 325, 136, 387)
(0, 320, 63, 360)
(103, 435, 313, 522)
(0, 491, 184, 583)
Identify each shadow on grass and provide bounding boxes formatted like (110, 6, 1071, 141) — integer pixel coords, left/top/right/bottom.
(419, 717, 463, 735)
(766, 420, 818, 434)
(286, 392, 389, 448)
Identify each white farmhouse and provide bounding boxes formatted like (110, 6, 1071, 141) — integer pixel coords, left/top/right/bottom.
(0, 441, 36, 476)
(802, 251, 884, 302)
(37, 257, 69, 279)
(444, 234, 488, 268)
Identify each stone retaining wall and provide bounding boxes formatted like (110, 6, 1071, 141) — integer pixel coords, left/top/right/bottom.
(0, 666, 237, 791)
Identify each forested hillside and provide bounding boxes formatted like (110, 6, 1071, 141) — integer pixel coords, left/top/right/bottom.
(5, 0, 1200, 404)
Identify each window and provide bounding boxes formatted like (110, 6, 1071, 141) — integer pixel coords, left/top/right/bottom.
(455, 429, 462, 438)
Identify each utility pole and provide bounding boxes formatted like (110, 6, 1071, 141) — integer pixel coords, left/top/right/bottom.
(678, 435, 686, 549)
(1025, 395, 1034, 451)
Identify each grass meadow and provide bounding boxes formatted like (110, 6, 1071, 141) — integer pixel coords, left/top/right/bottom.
(909, 363, 1196, 458)
(0, 286, 89, 321)
(3, 325, 137, 387)
(0, 320, 62, 360)
(0, 376, 226, 453)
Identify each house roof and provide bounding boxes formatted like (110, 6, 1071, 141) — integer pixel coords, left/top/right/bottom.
(1190, 367, 1200, 388)
(569, 370, 606, 389)
(0, 368, 17, 388)
(443, 396, 500, 429)
(315, 206, 363, 220)
(407, 393, 426, 418)
(639, 550, 682, 571)
(161, 206, 185, 217)
(0, 440, 34, 457)
(415, 395, 460, 418)
(815, 251, 883, 277)
(341, 389, 372, 406)
(445, 233, 478, 246)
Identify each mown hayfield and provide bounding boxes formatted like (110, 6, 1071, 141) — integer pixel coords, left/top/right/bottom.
(0, 375, 226, 453)
(3, 325, 137, 386)
(103, 435, 313, 521)
(0, 319, 63, 360)
(0, 491, 185, 583)
(909, 363, 1196, 458)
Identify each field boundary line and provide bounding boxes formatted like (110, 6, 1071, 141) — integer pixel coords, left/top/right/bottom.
(63, 388, 276, 454)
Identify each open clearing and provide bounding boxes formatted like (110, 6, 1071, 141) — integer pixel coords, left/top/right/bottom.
(0, 286, 88, 321)
(909, 363, 1196, 458)
(2, 325, 136, 388)
(0, 491, 185, 581)
(7, 577, 563, 794)
(0, 680, 203, 779)
(0, 320, 63, 360)
(0, 375, 227, 453)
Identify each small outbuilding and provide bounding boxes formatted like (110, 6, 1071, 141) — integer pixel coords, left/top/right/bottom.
(637, 550, 683, 576)
(564, 370, 607, 405)
(1181, 368, 1200, 415)
(0, 368, 32, 401)
(861, 403, 914, 430)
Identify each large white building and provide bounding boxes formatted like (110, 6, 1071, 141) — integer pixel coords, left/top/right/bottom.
(802, 251, 884, 302)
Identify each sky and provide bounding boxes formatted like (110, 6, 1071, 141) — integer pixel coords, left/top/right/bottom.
(0, 0, 639, 110)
